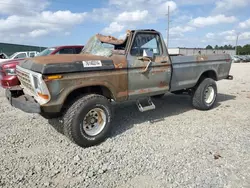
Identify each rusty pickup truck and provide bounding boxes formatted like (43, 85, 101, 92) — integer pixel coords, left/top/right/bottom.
(5, 29, 233, 147)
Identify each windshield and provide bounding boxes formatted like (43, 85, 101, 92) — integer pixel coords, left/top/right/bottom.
(36, 48, 56, 56)
(82, 36, 113, 57)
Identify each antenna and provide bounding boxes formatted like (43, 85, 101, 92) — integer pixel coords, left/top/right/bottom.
(166, 6, 170, 48)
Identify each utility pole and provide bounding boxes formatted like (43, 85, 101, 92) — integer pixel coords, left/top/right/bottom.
(166, 6, 170, 48)
(235, 33, 240, 55)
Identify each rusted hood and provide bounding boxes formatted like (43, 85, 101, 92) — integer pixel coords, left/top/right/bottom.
(30, 54, 110, 64)
(18, 54, 126, 75)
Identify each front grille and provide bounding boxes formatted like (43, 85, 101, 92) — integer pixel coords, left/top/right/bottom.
(16, 67, 34, 93)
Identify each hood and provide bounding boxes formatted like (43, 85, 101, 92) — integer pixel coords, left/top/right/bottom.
(0, 59, 10, 63)
(30, 54, 110, 64)
(0, 58, 25, 66)
(19, 54, 115, 75)
(0, 58, 25, 63)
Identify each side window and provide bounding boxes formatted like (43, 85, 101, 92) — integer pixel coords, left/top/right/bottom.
(29, 52, 35, 57)
(57, 48, 75, 54)
(130, 33, 162, 56)
(15, 53, 27, 59)
(75, 47, 82, 54)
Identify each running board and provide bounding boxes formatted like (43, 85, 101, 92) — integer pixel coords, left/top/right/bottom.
(136, 97, 156, 112)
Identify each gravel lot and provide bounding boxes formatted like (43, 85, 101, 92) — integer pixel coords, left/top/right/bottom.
(0, 63, 250, 188)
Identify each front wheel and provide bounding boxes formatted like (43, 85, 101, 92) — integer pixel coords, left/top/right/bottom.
(63, 94, 112, 147)
(191, 78, 217, 110)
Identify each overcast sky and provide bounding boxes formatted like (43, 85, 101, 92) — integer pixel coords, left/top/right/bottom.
(0, 0, 250, 48)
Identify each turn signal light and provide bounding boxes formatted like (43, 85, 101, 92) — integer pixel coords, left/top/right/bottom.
(37, 92, 49, 100)
(45, 75, 63, 81)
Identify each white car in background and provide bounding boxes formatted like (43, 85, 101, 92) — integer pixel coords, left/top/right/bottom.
(0, 51, 39, 63)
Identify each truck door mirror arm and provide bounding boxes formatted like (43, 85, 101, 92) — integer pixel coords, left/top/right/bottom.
(141, 60, 152, 73)
(138, 50, 154, 73)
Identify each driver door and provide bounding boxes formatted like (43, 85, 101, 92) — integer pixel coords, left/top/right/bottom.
(127, 32, 172, 100)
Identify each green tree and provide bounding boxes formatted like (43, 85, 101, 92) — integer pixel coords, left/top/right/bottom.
(236, 46, 242, 55)
(206, 45, 213, 49)
(224, 45, 229, 50)
(228, 44, 233, 49)
(207, 44, 250, 55)
(242, 44, 250, 55)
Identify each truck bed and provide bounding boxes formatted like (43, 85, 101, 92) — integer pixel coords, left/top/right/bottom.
(170, 54, 232, 91)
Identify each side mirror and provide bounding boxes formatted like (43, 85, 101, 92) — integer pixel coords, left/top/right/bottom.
(143, 49, 153, 59)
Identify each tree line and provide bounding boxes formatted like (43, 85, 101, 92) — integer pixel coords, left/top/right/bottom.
(205, 44, 250, 55)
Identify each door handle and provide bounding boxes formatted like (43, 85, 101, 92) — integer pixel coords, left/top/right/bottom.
(141, 60, 152, 73)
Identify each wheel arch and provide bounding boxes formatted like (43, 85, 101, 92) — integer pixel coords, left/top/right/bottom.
(61, 85, 115, 112)
(196, 70, 218, 86)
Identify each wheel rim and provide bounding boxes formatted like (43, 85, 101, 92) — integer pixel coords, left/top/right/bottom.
(204, 86, 215, 104)
(82, 108, 107, 136)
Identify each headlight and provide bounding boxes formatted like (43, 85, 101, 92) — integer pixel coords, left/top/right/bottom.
(31, 75, 51, 104)
(5, 68, 16, 76)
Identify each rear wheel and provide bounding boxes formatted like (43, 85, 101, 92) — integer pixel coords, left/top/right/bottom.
(63, 94, 112, 147)
(191, 78, 217, 110)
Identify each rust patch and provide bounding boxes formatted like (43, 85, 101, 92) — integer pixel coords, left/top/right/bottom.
(97, 110, 104, 125)
(139, 89, 151, 93)
(151, 63, 171, 74)
(114, 63, 124, 69)
(154, 56, 169, 64)
(128, 88, 152, 95)
(117, 91, 128, 98)
(158, 81, 168, 88)
(96, 34, 125, 45)
(196, 55, 208, 62)
(96, 30, 131, 45)
(111, 55, 127, 69)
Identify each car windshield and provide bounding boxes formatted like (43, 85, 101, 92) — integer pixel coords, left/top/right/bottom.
(36, 48, 56, 56)
(81, 35, 113, 57)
